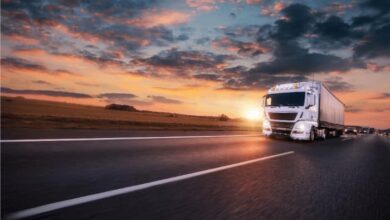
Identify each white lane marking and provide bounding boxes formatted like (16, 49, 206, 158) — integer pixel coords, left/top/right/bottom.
(1, 134, 259, 143)
(4, 151, 294, 220)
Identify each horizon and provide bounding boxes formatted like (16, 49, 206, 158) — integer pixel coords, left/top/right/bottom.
(1, 0, 390, 129)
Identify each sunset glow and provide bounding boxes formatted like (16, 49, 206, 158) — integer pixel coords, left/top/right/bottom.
(245, 108, 262, 121)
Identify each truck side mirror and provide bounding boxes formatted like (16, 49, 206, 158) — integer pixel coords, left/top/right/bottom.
(306, 94, 315, 109)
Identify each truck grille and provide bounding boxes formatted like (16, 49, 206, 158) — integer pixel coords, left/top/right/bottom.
(268, 113, 297, 121)
(270, 121, 295, 130)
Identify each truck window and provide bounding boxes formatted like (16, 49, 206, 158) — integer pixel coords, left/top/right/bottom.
(265, 92, 306, 107)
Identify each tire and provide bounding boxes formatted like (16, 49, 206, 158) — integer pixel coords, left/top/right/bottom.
(322, 129, 327, 140)
(309, 127, 315, 141)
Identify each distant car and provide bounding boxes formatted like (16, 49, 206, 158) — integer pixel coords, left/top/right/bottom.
(361, 127, 370, 134)
(344, 127, 358, 135)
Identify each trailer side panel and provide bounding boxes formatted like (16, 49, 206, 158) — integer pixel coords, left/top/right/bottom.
(319, 84, 345, 129)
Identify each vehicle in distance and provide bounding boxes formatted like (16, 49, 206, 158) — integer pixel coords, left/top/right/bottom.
(262, 81, 345, 141)
(345, 127, 358, 135)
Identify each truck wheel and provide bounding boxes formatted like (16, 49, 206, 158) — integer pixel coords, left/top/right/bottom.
(309, 128, 315, 141)
(322, 129, 327, 140)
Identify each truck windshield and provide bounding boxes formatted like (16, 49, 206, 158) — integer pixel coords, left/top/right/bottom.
(265, 92, 305, 107)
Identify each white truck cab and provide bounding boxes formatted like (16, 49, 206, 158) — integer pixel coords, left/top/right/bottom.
(262, 81, 345, 141)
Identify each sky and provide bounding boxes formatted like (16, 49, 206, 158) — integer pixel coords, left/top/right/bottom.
(1, 0, 389, 128)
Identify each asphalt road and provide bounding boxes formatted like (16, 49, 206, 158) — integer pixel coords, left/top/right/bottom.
(2, 128, 390, 220)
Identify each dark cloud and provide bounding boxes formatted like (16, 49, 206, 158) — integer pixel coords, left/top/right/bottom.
(315, 16, 351, 40)
(361, 0, 390, 14)
(32, 80, 52, 85)
(323, 76, 354, 92)
(221, 72, 309, 91)
(1, 57, 47, 72)
(1, 57, 79, 75)
(212, 37, 267, 56)
(132, 48, 236, 77)
(1, 0, 186, 59)
(272, 3, 315, 41)
(368, 92, 390, 100)
(0, 87, 92, 98)
(195, 37, 210, 45)
(218, 41, 364, 90)
(147, 95, 182, 104)
(76, 82, 101, 87)
(73, 50, 127, 67)
(346, 105, 363, 113)
(193, 74, 222, 81)
(97, 92, 150, 106)
(98, 93, 137, 99)
(219, 25, 265, 38)
(354, 24, 390, 58)
(250, 42, 362, 75)
(352, 15, 379, 27)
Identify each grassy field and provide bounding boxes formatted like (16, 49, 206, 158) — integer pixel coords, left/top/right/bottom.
(1, 96, 261, 131)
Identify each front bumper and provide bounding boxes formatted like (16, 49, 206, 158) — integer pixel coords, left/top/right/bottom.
(263, 122, 312, 140)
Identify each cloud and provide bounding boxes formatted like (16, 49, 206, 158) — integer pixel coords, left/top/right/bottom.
(1, 57, 47, 72)
(361, 0, 390, 14)
(131, 48, 236, 77)
(1, 57, 79, 76)
(353, 24, 390, 58)
(346, 105, 363, 113)
(315, 16, 351, 40)
(193, 73, 222, 81)
(1, 87, 92, 98)
(148, 95, 183, 104)
(221, 71, 309, 91)
(98, 93, 138, 99)
(271, 3, 315, 41)
(245, 0, 262, 5)
(195, 37, 211, 45)
(368, 92, 390, 100)
(324, 2, 354, 15)
(323, 76, 354, 92)
(250, 42, 362, 75)
(32, 80, 52, 85)
(1, 0, 188, 58)
(97, 92, 153, 106)
(219, 25, 266, 38)
(261, 2, 285, 17)
(186, 0, 217, 11)
(212, 37, 268, 56)
(125, 9, 191, 28)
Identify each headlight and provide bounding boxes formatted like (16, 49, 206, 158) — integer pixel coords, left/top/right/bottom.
(292, 122, 307, 134)
(263, 120, 271, 130)
(297, 123, 306, 130)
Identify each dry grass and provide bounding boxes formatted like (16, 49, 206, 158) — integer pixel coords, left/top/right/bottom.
(1, 96, 261, 130)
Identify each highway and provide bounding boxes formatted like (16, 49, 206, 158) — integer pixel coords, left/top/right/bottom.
(2, 128, 390, 220)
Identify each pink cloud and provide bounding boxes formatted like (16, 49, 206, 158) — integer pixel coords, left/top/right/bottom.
(261, 2, 285, 17)
(186, 0, 217, 11)
(125, 9, 191, 28)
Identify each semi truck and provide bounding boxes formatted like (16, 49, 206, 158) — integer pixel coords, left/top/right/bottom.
(262, 81, 345, 141)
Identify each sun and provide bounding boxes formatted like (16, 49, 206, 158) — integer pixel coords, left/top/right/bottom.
(245, 108, 262, 121)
